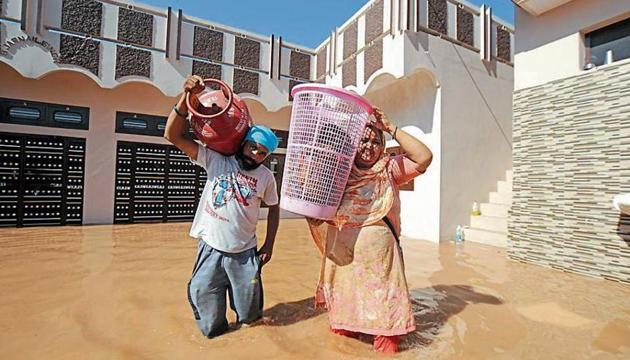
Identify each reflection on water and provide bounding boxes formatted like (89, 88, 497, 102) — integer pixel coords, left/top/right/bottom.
(0, 220, 629, 359)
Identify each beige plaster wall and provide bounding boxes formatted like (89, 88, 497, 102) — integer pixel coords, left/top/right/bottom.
(0, 62, 290, 224)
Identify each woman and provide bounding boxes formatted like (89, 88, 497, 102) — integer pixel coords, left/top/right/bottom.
(307, 108, 432, 353)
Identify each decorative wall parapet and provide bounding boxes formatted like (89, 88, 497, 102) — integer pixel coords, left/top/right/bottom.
(313, 0, 514, 93)
(0, 0, 315, 111)
(0, 0, 511, 107)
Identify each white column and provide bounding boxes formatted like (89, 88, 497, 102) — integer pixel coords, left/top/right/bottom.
(480, 4, 492, 62)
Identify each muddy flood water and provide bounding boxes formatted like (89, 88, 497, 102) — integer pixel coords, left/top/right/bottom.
(1, 219, 629, 359)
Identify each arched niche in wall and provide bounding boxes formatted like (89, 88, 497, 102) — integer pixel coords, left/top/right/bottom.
(364, 69, 438, 135)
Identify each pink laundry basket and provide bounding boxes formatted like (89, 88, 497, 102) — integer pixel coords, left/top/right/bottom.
(280, 84, 373, 219)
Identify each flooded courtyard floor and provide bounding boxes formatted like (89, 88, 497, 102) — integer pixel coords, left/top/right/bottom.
(1, 219, 629, 359)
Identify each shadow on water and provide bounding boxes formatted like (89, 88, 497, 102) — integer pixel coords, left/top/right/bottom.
(254, 242, 503, 351)
(402, 284, 503, 350)
(257, 285, 502, 353)
(261, 297, 326, 326)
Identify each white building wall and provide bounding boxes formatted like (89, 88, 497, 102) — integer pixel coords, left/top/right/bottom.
(399, 32, 513, 241)
(314, 0, 514, 241)
(514, 0, 630, 90)
(365, 71, 441, 241)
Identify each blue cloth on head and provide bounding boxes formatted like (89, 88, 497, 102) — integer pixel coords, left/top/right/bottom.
(244, 125, 279, 153)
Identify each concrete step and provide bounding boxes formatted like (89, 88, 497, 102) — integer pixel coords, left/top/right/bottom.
(506, 169, 513, 183)
(463, 227, 507, 247)
(497, 180, 512, 195)
(480, 202, 510, 217)
(470, 215, 508, 233)
(489, 191, 512, 205)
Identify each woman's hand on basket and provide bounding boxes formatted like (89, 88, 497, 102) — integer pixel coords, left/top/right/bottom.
(371, 107, 396, 135)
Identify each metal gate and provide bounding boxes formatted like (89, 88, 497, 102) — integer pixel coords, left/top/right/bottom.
(113, 141, 206, 224)
(0, 132, 86, 227)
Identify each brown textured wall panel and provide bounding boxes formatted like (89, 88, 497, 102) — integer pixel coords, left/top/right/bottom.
(193, 27, 223, 61)
(365, 0, 383, 44)
(288, 79, 305, 101)
(118, 8, 153, 47)
(192, 61, 221, 80)
(289, 51, 311, 80)
(316, 45, 326, 81)
(234, 37, 260, 69)
(364, 40, 382, 82)
(59, 35, 100, 76)
(233, 69, 259, 95)
(343, 22, 357, 60)
(497, 28, 511, 62)
(510, 61, 630, 284)
(61, 0, 102, 36)
(457, 8, 474, 47)
(428, 0, 447, 35)
(342, 57, 356, 88)
(116, 46, 151, 79)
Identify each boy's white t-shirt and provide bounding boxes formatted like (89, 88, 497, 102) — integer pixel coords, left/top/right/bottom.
(189, 143, 278, 253)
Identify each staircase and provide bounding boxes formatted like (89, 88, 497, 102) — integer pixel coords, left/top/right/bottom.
(463, 170, 512, 247)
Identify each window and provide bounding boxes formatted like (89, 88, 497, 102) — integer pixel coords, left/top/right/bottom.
(122, 118, 148, 129)
(9, 107, 41, 121)
(53, 111, 83, 124)
(1, 98, 89, 130)
(586, 18, 630, 67)
(47, 104, 89, 129)
(116, 112, 166, 137)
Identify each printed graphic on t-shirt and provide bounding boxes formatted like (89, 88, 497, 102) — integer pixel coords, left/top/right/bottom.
(210, 172, 259, 209)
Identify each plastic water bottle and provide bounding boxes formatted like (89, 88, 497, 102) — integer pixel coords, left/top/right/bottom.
(455, 225, 464, 243)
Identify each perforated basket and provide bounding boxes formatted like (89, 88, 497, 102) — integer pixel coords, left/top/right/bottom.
(280, 84, 373, 219)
